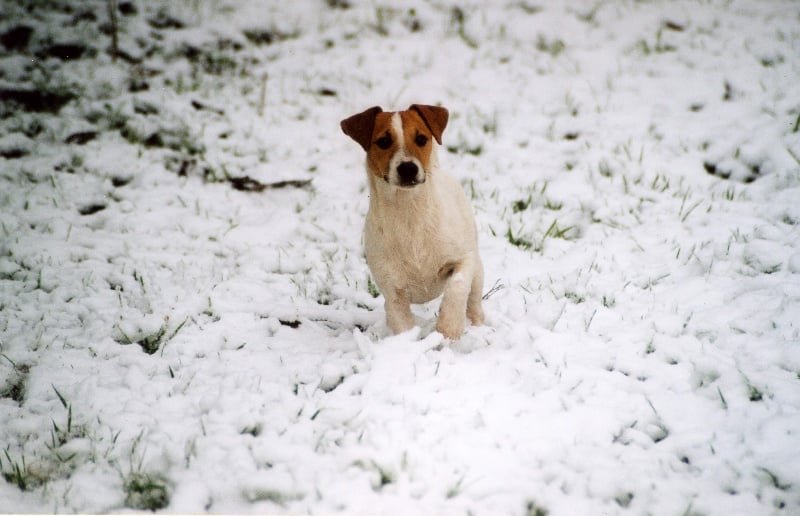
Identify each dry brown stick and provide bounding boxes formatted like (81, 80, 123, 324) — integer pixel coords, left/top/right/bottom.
(107, 0, 119, 62)
(258, 73, 268, 117)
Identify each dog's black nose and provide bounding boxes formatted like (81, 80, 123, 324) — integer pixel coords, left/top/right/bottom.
(397, 161, 419, 184)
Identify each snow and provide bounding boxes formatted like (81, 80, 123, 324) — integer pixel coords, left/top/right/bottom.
(1, 0, 799, 513)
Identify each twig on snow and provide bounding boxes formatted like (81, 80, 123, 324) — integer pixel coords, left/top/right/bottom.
(107, 0, 119, 62)
(229, 176, 312, 192)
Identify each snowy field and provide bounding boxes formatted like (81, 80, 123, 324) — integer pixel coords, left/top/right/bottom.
(1, 0, 799, 513)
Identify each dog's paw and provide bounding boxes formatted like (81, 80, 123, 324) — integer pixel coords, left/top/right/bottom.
(436, 318, 465, 341)
(467, 305, 485, 326)
(386, 310, 415, 335)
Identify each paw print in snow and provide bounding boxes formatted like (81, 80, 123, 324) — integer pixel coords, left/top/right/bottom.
(703, 130, 789, 183)
(703, 158, 763, 183)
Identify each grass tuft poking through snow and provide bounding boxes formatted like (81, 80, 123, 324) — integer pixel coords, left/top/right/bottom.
(123, 472, 170, 511)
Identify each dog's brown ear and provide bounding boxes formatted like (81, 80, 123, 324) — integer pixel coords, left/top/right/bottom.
(410, 104, 449, 144)
(341, 106, 383, 151)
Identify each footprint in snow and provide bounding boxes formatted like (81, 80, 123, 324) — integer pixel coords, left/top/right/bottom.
(703, 158, 764, 183)
(702, 122, 795, 183)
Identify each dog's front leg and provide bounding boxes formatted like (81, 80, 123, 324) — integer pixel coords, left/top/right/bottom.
(467, 255, 485, 326)
(436, 258, 474, 339)
(385, 288, 415, 334)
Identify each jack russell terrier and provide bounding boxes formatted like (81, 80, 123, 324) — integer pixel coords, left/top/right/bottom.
(341, 104, 485, 339)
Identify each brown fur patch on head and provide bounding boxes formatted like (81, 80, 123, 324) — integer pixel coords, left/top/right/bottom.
(399, 109, 436, 173)
(365, 111, 400, 179)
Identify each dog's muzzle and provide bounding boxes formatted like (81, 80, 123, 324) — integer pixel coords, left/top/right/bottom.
(396, 161, 424, 187)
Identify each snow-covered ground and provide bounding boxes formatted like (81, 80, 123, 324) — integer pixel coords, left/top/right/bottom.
(1, 0, 799, 513)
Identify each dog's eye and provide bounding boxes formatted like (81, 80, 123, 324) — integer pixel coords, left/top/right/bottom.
(375, 134, 392, 150)
(414, 134, 428, 147)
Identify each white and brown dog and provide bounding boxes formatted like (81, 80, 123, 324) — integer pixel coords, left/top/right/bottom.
(341, 104, 485, 339)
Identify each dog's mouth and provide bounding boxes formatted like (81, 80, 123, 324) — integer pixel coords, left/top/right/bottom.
(383, 173, 426, 188)
(397, 176, 425, 188)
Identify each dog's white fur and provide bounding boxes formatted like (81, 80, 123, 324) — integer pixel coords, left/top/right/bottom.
(341, 105, 484, 339)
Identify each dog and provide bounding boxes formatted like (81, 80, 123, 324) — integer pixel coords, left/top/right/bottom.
(341, 104, 485, 339)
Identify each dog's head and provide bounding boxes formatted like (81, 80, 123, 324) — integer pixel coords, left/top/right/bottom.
(341, 104, 449, 188)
